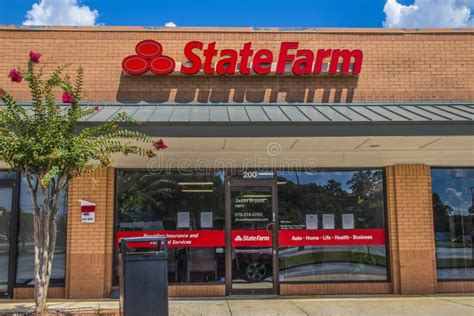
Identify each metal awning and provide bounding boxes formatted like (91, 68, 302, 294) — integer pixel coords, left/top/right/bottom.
(18, 102, 474, 137)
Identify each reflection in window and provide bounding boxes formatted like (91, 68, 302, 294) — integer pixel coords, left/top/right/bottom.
(0, 186, 13, 293)
(432, 168, 474, 280)
(15, 176, 67, 286)
(115, 171, 225, 284)
(277, 170, 388, 282)
(0, 171, 17, 180)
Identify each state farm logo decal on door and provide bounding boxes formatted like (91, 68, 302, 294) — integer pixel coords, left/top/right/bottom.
(122, 39, 363, 76)
(232, 230, 272, 247)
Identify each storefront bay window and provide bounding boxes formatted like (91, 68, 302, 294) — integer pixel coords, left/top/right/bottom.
(0, 171, 67, 293)
(115, 171, 226, 284)
(432, 168, 474, 280)
(277, 170, 388, 282)
(115, 169, 390, 286)
(15, 176, 68, 286)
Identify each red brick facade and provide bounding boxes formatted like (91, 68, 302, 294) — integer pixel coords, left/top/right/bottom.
(1, 27, 472, 298)
(64, 168, 115, 299)
(0, 27, 473, 104)
(386, 165, 437, 294)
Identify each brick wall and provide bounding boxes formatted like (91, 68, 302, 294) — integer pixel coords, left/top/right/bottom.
(280, 283, 392, 295)
(2, 27, 471, 297)
(66, 168, 114, 299)
(63, 164, 471, 297)
(0, 27, 472, 103)
(168, 285, 225, 297)
(437, 281, 474, 293)
(13, 287, 65, 299)
(386, 164, 437, 294)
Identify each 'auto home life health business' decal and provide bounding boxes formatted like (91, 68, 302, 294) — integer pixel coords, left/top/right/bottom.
(116, 229, 385, 248)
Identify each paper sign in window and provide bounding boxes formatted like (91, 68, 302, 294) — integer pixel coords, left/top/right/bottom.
(342, 214, 355, 229)
(322, 214, 335, 229)
(177, 212, 190, 228)
(305, 214, 318, 230)
(200, 212, 213, 228)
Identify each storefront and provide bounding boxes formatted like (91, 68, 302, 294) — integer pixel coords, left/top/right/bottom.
(0, 26, 472, 299)
(114, 169, 389, 295)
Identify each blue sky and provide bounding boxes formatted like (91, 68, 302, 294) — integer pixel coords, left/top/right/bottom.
(0, 0, 473, 28)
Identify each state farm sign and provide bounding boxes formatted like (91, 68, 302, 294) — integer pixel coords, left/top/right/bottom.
(232, 230, 272, 247)
(116, 230, 225, 248)
(122, 39, 363, 76)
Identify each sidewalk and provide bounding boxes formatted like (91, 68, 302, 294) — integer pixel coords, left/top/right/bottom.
(0, 295, 473, 315)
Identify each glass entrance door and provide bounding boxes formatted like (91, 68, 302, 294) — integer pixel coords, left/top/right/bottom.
(226, 180, 278, 294)
(0, 184, 14, 297)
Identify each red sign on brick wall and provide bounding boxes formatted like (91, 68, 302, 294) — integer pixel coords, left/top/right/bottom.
(122, 40, 363, 76)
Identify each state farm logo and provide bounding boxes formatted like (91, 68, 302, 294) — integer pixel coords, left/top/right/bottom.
(122, 39, 363, 76)
(234, 234, 270, 242)
(122, 39, 175, 75)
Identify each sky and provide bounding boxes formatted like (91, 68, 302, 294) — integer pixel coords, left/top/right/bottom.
(0, 0, 472, 28)
(432, 169, 474, 216)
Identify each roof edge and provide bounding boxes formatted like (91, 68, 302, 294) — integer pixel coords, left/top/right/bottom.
(76, 121, 474, 138)
(12, 101, 474, 106)
(0, 25, 473, 34)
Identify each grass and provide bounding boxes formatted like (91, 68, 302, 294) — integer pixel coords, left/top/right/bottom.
(436, 258, 474, 268)
(281, 250, 386, 269)
(436, 241, 473, 249)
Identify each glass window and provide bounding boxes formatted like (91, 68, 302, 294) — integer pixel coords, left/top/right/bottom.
(432, 168, 474, 280)
(115, 171, 225, 284)
(15, 176, 68, 286)
(0, 171, 17, 180)
(277, 170, 388, 282)
(0, 185, 13, 294)
(230, 186, 274, 290)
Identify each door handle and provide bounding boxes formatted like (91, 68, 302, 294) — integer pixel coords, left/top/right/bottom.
(266, 222, 274, 233)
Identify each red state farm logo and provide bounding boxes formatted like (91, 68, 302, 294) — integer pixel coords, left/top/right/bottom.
(234, 234, 270, 242)
(122, 39, 175, 75)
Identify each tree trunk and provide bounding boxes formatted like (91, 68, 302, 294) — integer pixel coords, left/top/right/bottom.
(25, 174, 65, 315)
(34, 205, 57, 315)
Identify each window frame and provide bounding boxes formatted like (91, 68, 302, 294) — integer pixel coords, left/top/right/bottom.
(0, 170, 68, 289)
(431, 166, 474, 282)
(276, 168, 391, 284)
(0, 177, 19, 297)
(113, 169, 227, 286)
(113, 168, 391, 286)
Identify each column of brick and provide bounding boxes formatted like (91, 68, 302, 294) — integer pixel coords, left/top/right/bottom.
(385, 166, 401, 294)
(65, 168, 114, 299)
(103, 167, 115, 296)
(387, 164, 437, 294)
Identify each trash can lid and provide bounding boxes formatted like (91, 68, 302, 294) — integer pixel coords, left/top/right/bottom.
(120, 236, 168, 255)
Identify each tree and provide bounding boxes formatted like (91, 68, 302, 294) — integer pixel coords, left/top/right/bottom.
(432, 192, 454, 233)
(0, 52, 167, 314)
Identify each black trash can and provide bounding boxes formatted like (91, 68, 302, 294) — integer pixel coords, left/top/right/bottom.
(119, 236, 169, 316)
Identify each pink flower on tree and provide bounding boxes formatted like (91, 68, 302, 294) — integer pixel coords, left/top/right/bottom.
(29, 51, 41, 64)
(94, 105, 100, 111)
(8, 69, 23, 83)
(62, 92, 73, 104)
(153, 138, 168, 150)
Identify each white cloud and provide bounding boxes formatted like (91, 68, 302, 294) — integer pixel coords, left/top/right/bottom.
(164, 21, 177, 27)
(445, 187, 471, 215)
(383, 0, 473, 28)
(23, 0, 99, 26)
(446, 187, 464, 202)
